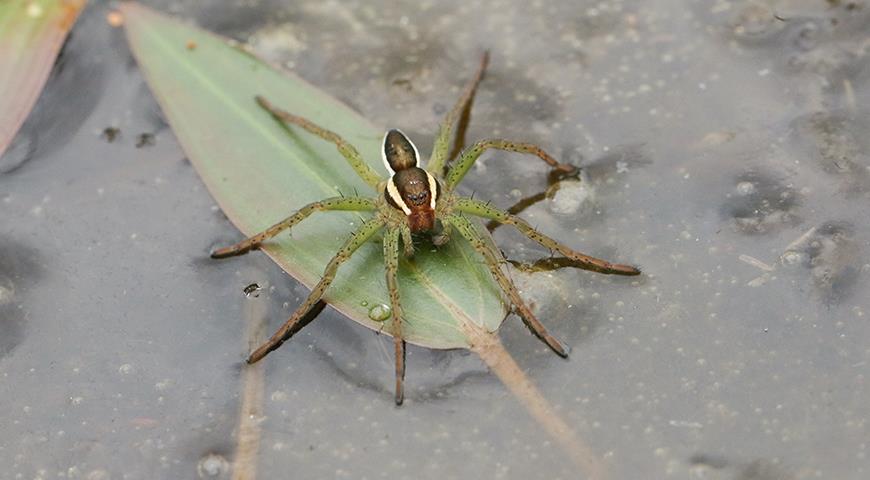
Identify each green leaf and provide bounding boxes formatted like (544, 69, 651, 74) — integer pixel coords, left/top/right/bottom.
(0, 0, 86, 158)
(121, 2, 507, 349)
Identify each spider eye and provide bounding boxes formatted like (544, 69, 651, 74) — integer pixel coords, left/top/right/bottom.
(405, 191, 429, 206)
(382, 129, 419, 173)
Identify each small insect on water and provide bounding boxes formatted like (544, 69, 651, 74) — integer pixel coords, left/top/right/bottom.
(211, 52, 641, 405)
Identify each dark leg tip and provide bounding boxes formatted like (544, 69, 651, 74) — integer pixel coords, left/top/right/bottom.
(211, 245, 257, 259)
(394, 381, 404, 405)
(247, 345, 270, 364)
(548, 164, 580, 183)
(616, 265, 642, 276)
(543, 336, 569, 358)
(557, 163, 579, 174)
(210, 245, 238, 259)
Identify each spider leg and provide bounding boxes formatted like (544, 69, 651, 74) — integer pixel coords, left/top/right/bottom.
(399, 223, 414, 258)
(383, 227, 406, 405)
(445, 139, 577, 191)
(211, 196, 376, 258)
(455, 198, 641, 276)
(255, 95, 384, 188)
(247, 218, 386, 363)
(427, 52, 489, 177)
(446, 214, 568, 357)
(431, 217, 452, 246)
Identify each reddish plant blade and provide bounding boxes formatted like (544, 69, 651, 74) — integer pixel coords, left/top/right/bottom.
(0, 0, 86, 158)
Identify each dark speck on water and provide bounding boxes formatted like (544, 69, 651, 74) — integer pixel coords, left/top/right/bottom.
(101, 127, 120, 143)
(243, 282, 261, 298)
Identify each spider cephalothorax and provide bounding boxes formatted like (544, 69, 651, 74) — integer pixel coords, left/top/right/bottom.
(382, 129, 440, 233)
(213, 52, 641, 405)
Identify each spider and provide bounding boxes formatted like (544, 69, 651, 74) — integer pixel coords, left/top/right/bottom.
(212, 53, 641, 405)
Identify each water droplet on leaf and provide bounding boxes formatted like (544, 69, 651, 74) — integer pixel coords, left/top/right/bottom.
(367, 304, 391, 322)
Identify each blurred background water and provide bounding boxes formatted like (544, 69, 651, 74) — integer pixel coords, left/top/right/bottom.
(1, 1, 868, 478)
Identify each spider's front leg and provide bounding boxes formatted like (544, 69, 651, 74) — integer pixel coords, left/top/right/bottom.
(444, 139, 577, 191)
(446, 214, 568, 357)
(255, 95, 384, 189)
(246, 218, 386, 363)
(211, 196, 376, 258)
(383, 227, 406, 405)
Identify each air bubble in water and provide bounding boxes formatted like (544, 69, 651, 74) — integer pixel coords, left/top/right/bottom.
(197, 453, 229, 478)
(736, 181, 756, 196)
(781, 251, 802, 264)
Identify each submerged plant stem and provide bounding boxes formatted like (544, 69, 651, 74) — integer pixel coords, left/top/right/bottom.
(471, 332, 609, 480)
(232, 273, 269, 480)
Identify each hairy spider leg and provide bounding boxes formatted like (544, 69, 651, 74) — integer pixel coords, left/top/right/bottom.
(247, 218, 386, 363)
(382, 227, 406, 405)
(427, 51, 490, 177)
(211, 196, 377, 258)
(255, 95, 384, 189)
(446, 214, 568, 357)
(454, 198, 641, 276)
(445, 139, 577, 192)
(400, 223, 413, 258)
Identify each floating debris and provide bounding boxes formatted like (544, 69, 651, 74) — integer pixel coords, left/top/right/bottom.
(243, 283, 261, 298)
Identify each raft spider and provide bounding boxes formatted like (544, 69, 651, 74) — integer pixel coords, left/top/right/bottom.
(212, 52, 640, 405)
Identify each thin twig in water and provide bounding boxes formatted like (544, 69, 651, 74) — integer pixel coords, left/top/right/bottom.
(468, 327, 609, 479)
(232, 274, 268, 480)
